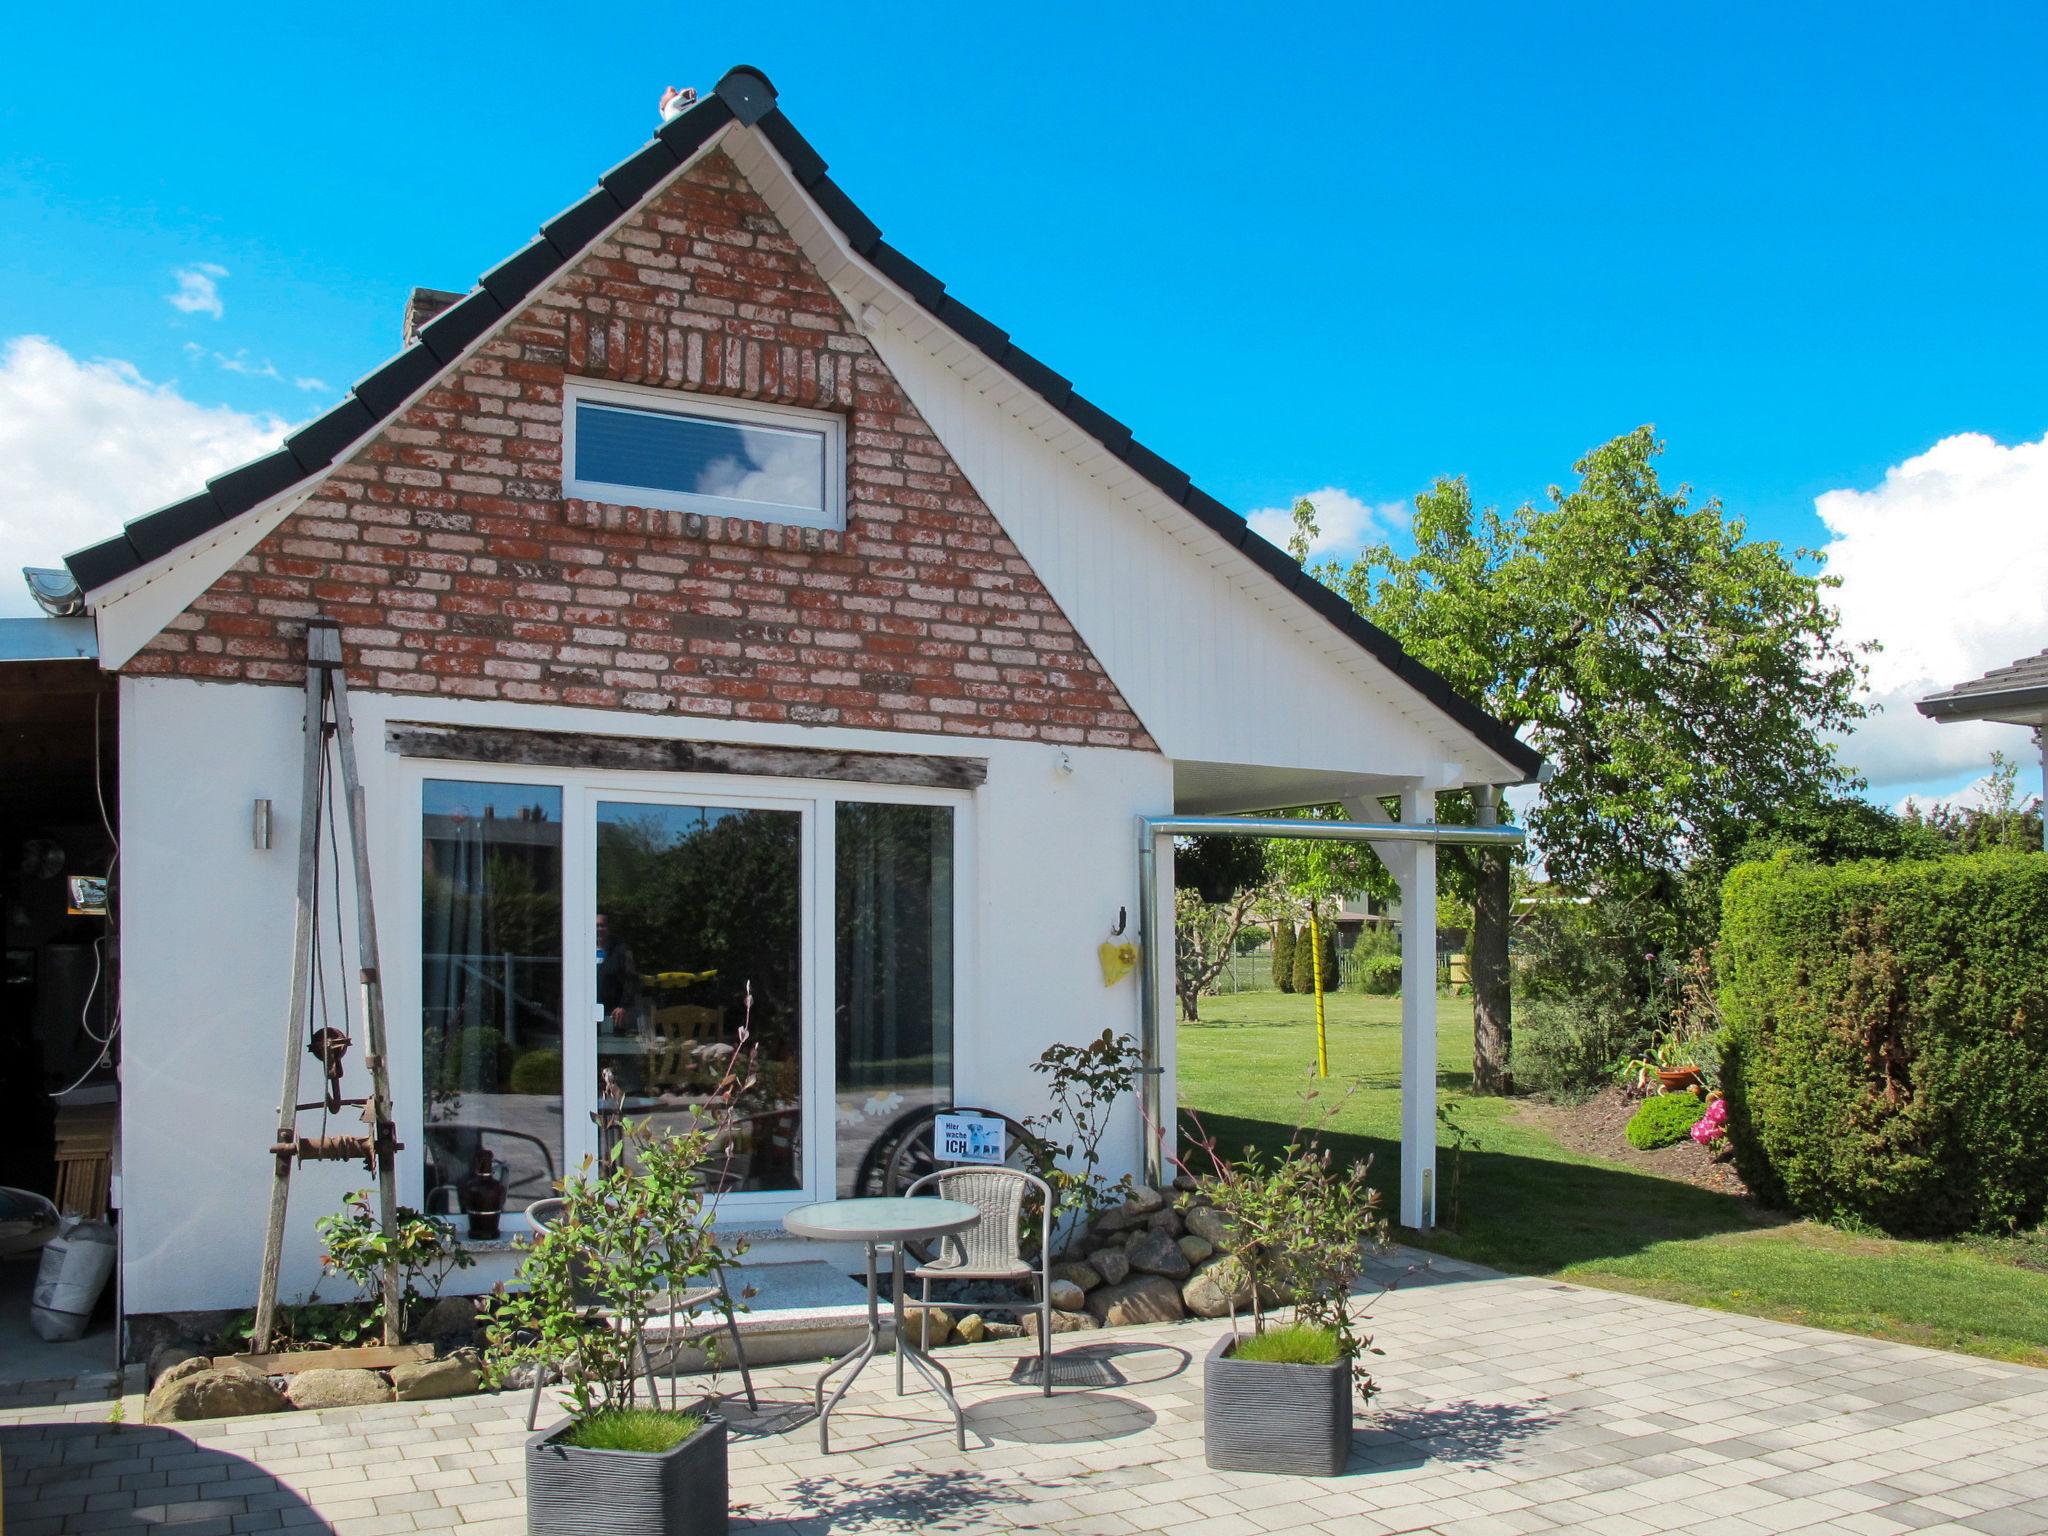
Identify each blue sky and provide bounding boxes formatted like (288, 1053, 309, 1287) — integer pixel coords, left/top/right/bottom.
(3, 2, 2044, 804)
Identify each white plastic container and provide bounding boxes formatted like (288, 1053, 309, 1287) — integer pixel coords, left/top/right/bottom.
(30, 1216, 115, 1342)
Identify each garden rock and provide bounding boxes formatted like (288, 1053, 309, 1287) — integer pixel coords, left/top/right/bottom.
(1182, 1256, 1254, 1320)
(982, 1320, 1026, 1340)
(147, 1343, 202, 1385)
(152, 1354, 213, 1391)
(1178, 1235, 1214, 1265)
(953, 1313, 988, 1344)
(1122, 1182, 1167, 1217)
(1088, 1274, 1185, 1326)
(1087, 1248, 1131, 1286)
(1144, 1207, 1184, 1238)
(900, 1306, 952, 1349)
(1049, 1279, 1089, 1313)
(1031, 1308, 1102, 1338)
(1124, 1228, 1192, 1280)
(1053, 1261, 1101, 1293)
(391, 1357, 480, 1402)
(286, 1368, 393, 1410)
(1184, 1205, 1232, 1246)
(144, 1367, 287, 1424)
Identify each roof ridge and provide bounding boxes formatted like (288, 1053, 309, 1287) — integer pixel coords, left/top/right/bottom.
(64, 65, 1538, 780)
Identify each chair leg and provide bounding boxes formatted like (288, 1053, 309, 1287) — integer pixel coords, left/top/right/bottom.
(1038, 1280, 1052, 1397)
(526, 1368, 545, 1432)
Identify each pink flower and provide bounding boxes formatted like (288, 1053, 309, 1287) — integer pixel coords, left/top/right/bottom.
(1690, 1098, 1728, 1146)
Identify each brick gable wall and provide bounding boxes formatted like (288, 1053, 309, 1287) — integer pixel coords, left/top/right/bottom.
(129, 149, 1155, 751)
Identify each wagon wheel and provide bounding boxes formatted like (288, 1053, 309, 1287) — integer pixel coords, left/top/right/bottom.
(879, 1106, 1049, 1264)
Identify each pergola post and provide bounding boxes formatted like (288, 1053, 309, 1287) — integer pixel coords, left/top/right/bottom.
(1395, 786, 1438, 1229)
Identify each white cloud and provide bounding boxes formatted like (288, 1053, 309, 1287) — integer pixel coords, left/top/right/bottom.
(183, 342, 329, 394)
(167, 263, 228, 319)
(1245, 487, 1407, 562)
(1816, 430, 2048, 791)
(0, 336, 286, 614)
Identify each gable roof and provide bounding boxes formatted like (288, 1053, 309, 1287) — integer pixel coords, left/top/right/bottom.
(65, 65, 1540, 782)
(1917, 648, 2048, 725)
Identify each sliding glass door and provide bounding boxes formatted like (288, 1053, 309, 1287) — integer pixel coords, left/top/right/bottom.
(594, 799, 803, 1192)
(409, 767, 963, 1222)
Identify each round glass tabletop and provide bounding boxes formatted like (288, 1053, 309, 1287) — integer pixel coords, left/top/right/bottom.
(782, 1196, 981, 1243)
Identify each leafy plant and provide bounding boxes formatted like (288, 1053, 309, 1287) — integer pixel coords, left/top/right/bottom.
(1350, 952, 1402, 996)
(315, 1193, 473, 1340)
(1625, 1093, 1707, 1150)
(485, 1047, 754, 1421)
(561, 1407, 704, 1452)
(1024, 1029, 1145, 1227)
(1176, 1079, 1390, 1401)
(1435, 1096, 1481, 1231)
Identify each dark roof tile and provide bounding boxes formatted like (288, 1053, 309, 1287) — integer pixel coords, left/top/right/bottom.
(867, 243, 945, 310)
(802, 175, 881, 254)
(285, 397, 378, 474)
(350, 344, 444, 419)
(480, 237, 561, 310)
(207, 452, 308, 515)
(124, 492, 227, 564)
(598, 139, 682, 208)
(417, 287, 506, 364)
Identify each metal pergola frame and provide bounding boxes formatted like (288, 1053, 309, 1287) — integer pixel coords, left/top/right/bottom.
(1135, 810, 1526, 1228)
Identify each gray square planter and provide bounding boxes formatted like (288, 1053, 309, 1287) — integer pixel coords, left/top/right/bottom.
(526, 1412, 727, 1535)
(1203, 1333, 1352, 1475)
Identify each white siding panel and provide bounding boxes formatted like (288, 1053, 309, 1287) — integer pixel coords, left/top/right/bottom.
(869, 322, 1470, 780)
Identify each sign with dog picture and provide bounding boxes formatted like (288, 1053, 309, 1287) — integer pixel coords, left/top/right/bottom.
(933, 1113, 1005, 1163)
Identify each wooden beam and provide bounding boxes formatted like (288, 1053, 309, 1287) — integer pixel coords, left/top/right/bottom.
(385, 721, 989, 790)
(223, 1344, 434, 1376)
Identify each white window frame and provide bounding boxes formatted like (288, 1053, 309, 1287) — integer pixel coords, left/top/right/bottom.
(392, 755, 971, 1232)
(561, 378, 846, 531)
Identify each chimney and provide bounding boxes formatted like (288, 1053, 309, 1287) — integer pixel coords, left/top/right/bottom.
(403, 287, 464, 345)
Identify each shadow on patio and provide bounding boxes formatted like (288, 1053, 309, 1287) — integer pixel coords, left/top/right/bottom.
(0, 1421, 335, 1533)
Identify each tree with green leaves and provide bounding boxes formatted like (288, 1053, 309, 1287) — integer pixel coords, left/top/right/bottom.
(1271, 919, 1296, 993)
(1321, 428, 1867, 1092)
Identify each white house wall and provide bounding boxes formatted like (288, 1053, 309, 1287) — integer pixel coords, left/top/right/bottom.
(117, 675, 1171, 1317)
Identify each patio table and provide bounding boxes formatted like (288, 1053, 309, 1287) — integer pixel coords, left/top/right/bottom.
(782, 1195, 980, 1451)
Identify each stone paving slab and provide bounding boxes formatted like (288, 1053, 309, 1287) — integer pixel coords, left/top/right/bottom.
(4, 1248, 2046, 1534)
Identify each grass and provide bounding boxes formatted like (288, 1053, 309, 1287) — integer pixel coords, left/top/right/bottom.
(1178, 990, 2048, 1367)
(559, 1407, 704, 1453)
(1229, 1322, 1340, 1366)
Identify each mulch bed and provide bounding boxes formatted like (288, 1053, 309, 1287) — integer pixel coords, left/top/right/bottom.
(1510, 1085, 1755, 1200)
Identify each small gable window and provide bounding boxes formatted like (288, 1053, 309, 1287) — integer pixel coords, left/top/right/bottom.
(563, 381, 844, 530)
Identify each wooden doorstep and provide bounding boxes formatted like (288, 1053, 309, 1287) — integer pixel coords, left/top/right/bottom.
(222, 1344, 435, 1375)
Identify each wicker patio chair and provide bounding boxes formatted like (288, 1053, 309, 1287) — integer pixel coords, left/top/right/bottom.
(901, 1165, 1056, 1396)
(520, 1196, 756, 1429)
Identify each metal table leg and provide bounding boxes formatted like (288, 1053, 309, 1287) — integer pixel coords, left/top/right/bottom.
(889, 1238, 964, 1451)
(814, 1238, 883, 1452)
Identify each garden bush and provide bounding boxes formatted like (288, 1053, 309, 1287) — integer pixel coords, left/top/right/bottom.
(1271, 921, 1297, 993)
(1720, 850, 2048, 1235)
(508, 1047, 562, 1095)
(1351, 952, 1403, 995)
(1624, 1093, 1705, 1149)
(1512, 993, 1639, 1098)
(435, 1026, 507, 1092)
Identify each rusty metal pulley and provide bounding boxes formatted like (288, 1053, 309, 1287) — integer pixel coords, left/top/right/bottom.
(307, 1027, 351, 1113)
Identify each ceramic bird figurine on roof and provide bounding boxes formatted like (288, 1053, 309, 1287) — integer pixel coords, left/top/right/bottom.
(659, 86, 697, 123)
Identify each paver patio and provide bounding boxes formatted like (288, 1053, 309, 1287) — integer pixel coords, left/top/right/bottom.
(5, 1248, 2047, 1535)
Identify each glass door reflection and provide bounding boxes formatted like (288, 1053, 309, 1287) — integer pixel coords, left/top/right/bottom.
(593, 800, 803, 1191)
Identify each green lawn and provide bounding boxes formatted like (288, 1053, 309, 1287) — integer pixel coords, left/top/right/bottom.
(1177, 991, 2048, 1367)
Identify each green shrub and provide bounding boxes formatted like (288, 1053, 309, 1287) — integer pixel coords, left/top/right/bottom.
(1720, 850, 2048, 1236)
(1292, 923, 1317, 994)
(560, 1408, 702, 1453)
(1512, 994, 1637, 1097)
(508, 1047, 562, 1095)
(1319, 923, 1341, 994)
(1271, 922, 1297, 993)
(1351, 952, 1403, 996)
(1624, 1093, 1705, 1149)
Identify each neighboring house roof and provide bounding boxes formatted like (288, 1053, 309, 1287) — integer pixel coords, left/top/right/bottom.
(1917, 648, 2048, 727)
(63, 65, 1540, 782)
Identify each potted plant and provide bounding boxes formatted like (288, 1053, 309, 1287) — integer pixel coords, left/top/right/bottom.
(490, 1051, 752, 1536)
(1627, 1035, 1704, 1094)
(1177, 1086, 1390, 1476)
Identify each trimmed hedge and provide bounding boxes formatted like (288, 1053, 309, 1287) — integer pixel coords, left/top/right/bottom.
(1272, 922, 1297, 993)
(1625, 1093, 1704, 1149)
(1720, 850, 2048, 1236)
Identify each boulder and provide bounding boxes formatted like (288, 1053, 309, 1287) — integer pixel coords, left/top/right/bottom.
(1144, 1207, 1184, 1238)
(1184, 1204, 1232, 1246)
(1087, 1248, 1131, 1286)
(953, 1313, 988, 1345)
(1052, 1261, 1102, 1293)
(1182, 1256, 1255, 1320)
(152, 1355, 213, 1391)
(1124, 1228, 1192, 1280)
(1087, 1275, 1185, 1327)
(1030, 1308, 1102, 1338)
(1122, 1182, 1167, 1217)
(982, 1320, 1027, 1341)
(144, 1368, 287, 1424)
(391, 1358, 479, 1402)
(1049, 1280, 1089, 1313)
(147, 1343, 202, 1385)
(900, 1306, 952, 1349)
(286, 1368, 393, 1410)
(1178, 1234, 1215, 1265)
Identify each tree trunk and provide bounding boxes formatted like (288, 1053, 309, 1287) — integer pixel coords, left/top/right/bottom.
(1471, 848, 1512, 1095)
